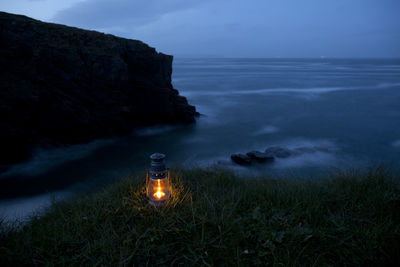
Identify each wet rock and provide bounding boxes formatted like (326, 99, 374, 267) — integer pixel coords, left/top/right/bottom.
(265, 146, 291, 158)
(246, 151, 274, 162)
(231, 154, 252, 165)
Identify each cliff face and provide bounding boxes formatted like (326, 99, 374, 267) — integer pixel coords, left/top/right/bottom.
(0, 12, 197, 166)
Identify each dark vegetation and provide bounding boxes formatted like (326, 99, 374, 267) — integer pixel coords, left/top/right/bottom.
(1, 167, 399, 266)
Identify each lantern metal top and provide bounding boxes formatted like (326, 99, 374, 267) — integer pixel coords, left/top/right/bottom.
(150, 153, 167, 174)
(150, 153, 165, 161)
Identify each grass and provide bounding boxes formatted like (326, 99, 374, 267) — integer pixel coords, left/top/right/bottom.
(1, 166, 399, 266)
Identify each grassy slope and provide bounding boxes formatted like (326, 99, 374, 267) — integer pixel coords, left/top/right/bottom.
(1, 167, 399, 266)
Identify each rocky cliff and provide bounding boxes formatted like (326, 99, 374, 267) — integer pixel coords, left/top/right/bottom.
(0, 12, 197, 167)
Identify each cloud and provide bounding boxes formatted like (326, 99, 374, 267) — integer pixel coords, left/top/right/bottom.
(253, 125, 279, 135)
(45, 0, 400, 57)
(53, 0, 206, 29)
(393, 140, 400, 148)
(0, 0, 84, 21)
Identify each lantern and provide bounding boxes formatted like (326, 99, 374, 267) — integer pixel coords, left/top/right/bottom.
(146, 153, 171, 206)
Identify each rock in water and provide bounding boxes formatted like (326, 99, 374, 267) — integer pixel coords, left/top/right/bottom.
(0, 12, 198, 166)
(246, 151, 274, 162)
(231, 154, 252, 165)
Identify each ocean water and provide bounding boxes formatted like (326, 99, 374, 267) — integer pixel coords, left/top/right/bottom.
(1, 58, 400, 222)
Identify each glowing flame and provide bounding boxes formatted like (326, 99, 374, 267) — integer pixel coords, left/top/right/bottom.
(153, 179, 165, 200)
(154, 189, 165, 199)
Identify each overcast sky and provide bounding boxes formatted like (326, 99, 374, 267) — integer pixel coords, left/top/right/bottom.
(1, 0, 399, 58)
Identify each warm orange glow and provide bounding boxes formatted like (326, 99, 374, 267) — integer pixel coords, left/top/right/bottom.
(153, 189, 165, 199)
(152, 179, 165, 200)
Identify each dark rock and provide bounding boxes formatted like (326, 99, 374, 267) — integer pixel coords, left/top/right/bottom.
(0, 12, 198, 166)
(265, 146, 291, 158)
(246, 151, 274, 162)
(231, 154, 252, 165)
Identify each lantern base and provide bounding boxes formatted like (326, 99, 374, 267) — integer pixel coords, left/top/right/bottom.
(148, 198, 168, 207)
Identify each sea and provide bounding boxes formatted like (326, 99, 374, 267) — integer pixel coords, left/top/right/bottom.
(1, 58, 400, 222)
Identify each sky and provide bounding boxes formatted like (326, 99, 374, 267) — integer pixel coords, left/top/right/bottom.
(1, 0, 399, 58)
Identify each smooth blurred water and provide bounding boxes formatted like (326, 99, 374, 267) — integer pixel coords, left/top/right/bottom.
(172, 58, 400, 170)
(1, 58, 400, 222)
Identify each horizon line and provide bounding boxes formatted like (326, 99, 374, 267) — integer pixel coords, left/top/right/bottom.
(173, 56, 400, 59)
